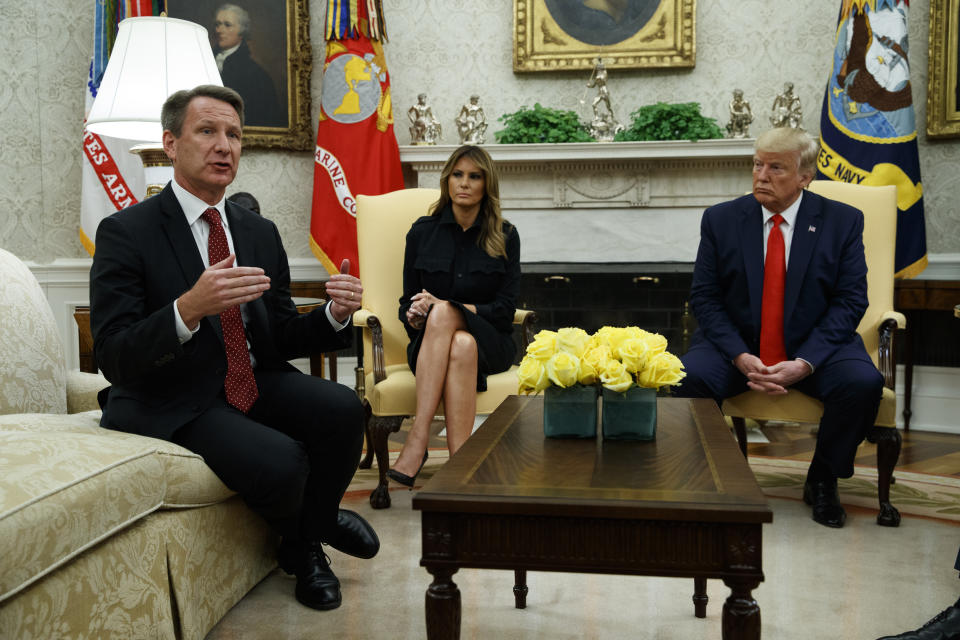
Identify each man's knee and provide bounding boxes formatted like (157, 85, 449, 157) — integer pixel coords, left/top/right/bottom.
(252, 440, 310, 517)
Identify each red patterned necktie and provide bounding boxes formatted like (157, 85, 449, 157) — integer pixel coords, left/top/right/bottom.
(759, 213, 787, 366)
(202, 208, 259, 412)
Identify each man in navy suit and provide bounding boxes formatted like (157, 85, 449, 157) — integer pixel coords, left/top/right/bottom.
(90, 85, 377, 610)
(674, 127, 883, 528)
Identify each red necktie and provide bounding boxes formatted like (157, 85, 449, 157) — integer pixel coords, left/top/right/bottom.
(759, 213, 787, 366)
(202, 208, 259, 413)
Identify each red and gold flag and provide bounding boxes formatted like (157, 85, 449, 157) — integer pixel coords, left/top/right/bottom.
(310, 0, 402, 276)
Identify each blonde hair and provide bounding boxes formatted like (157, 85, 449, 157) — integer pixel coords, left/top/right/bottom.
(755, 127, 818, 177)
(431, 145, 508, 259)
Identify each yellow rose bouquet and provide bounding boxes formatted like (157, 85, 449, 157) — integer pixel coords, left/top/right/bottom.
(517, 326, 685, 440)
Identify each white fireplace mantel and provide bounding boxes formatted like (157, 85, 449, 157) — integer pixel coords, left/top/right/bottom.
(399, 140, 756, 264)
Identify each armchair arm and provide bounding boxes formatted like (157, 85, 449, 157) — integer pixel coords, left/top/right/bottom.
(876, 314, 901, 390)
(513, 308, 539, 348)
(353, 309, 387, 384)
(881, 310, 906, 329)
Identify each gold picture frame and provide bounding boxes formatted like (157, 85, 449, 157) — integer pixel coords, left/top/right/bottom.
(513, 0, 696, 72)
(927, 0, 960, 138)
(166, 0, 313, 150)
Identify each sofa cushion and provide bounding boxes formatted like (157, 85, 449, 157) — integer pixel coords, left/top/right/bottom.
(0, 413, 236, 507)
(0, 431, 166, 601)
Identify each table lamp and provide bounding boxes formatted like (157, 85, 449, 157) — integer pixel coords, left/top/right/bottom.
(85, 16, 222, 198)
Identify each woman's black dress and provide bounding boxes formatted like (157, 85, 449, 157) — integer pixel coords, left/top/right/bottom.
(399, 205, 521, 391)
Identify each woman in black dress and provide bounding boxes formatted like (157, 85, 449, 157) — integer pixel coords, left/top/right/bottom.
(386, 145, 520, 486)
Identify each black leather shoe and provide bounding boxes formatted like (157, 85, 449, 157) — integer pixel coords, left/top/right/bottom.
(876, 603, 960, 639)
(386, 450, 429, 488)
(326, 509, 379, 559)
(803, 478, 846, 528)
(278, 539, 341, 610)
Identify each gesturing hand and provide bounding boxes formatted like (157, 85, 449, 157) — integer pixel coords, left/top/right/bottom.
(176, 254, 270, 330)
(326, 258, 363, 323)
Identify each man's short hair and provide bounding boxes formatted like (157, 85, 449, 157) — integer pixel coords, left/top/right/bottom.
(755, 127, 818, 176)
(161, 85, 245, 136)
(216, 3, 250, 36)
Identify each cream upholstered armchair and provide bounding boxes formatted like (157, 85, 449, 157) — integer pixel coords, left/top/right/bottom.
(721, 181, 905, 527)
(353, 188, 537, 509)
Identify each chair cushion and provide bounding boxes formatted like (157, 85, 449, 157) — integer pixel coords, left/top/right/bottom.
(365, 364, 519, 416)
(0, 248, 67, 415)
(722, 386, 896, 428)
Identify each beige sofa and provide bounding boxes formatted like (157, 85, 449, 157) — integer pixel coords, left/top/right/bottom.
(0, 248, 276, 640)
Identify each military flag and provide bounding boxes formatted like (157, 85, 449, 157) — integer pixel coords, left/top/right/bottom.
(309, 0, 403, 276)
(80, 0, 164, 255)
(816, 0, 926, 277)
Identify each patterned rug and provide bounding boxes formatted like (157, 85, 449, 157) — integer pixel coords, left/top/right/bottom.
(750, 456, 960, 523)
(345, 425, 960, 524)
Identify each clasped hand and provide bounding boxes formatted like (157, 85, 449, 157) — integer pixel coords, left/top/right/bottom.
(406, 289, 439, 330)
(734, 353, 811, 395)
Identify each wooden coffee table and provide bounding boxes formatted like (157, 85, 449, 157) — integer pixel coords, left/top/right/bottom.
(412, 395, 773, 640)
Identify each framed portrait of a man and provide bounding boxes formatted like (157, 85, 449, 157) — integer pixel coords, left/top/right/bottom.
(514, 0, 696, 72)
(166, 0, 313, 150)
(927, 0, 960, 138)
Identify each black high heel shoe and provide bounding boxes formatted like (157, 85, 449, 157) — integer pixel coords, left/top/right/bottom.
(386, 450, 429, 488)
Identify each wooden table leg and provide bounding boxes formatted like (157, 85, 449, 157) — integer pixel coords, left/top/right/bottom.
(513, 569, 528, 609)
(721, 576, 761, 640)
(425, 566, 461, 640)
(693, 577, 708, 618)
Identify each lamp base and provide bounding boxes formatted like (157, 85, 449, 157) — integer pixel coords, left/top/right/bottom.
(130, 143, 172, 199)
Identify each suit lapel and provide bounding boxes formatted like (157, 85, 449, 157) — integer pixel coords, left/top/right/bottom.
(784, 191, 823, 324)
(740, 200, 764, 332)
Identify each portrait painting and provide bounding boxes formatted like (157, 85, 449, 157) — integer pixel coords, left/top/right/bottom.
(926, 0, 960, 138)
(166, 0, 313, 150)
(514, 0, 696, 72)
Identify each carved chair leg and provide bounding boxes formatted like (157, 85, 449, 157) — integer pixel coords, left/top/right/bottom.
(731, 417, 748, 457)
(368, 414, 405, 510)
(357, 402, 375, 469)
(358, 412, 375, 469)
(868, 426, 902, 527)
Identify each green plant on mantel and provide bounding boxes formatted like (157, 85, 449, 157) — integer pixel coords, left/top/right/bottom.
(614, 102, 724, 142)
(495, 103, 595, 143)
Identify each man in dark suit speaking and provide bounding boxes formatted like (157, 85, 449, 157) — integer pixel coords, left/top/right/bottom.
(674, 127, 883, 529)
(90, 85, 375, 610)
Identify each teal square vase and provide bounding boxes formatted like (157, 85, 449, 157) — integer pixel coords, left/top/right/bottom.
(543, 385, 598, 438)
(601, 386, 657, 440)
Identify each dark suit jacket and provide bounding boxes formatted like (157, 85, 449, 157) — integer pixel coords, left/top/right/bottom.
(90, 183, 351, 439)
(688, 190, 870, 369)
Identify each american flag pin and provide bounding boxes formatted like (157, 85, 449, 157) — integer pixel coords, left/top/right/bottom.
(808, 225, 816, 232)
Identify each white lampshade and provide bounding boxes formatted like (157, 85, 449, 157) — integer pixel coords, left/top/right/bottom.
(86, 16, 222, 142)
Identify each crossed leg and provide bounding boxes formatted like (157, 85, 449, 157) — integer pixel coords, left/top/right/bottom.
(391, 301, 479, 477)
